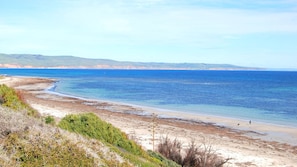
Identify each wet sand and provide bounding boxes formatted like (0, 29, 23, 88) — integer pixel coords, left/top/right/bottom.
(1, 76, 297, 167)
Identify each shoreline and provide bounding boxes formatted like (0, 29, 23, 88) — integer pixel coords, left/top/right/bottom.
(1, 75, 297, 166)
(46, 78, 297, 145)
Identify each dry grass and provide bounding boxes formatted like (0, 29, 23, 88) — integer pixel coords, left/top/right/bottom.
(0, 106, 34, 138)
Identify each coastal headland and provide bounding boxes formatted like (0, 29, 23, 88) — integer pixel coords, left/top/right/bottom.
(0, 54, 260, 70)
(1, 76, 297, 166)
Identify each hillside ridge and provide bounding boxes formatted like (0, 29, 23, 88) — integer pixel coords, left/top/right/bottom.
(0, 53, 259, 70)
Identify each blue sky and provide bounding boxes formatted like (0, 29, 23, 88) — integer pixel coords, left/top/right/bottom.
(1, 0, 297, 68)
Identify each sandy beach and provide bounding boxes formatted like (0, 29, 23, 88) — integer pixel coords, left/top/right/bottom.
(1, 76, 297, 167)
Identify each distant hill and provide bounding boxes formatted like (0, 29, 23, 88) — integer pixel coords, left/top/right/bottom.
(0, 53, 258, 70)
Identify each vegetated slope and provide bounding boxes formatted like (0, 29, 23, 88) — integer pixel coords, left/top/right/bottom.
(0, 53, 254, 70)
(0, 106, 130, 166)
(0, 84, 179, 166)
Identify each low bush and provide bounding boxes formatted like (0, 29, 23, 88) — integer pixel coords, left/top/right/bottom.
(158, 136, 231, 167)
(44, 115, 55, 125)
(0, 84, 39, 117)
(58, 113, 145, 155)
(158, 136, 183, 164)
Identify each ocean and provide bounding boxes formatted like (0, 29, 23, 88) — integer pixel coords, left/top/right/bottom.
(1, 69, 297, 127)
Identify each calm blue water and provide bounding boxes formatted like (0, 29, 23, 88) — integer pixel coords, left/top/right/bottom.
(1, 69, 297, 126)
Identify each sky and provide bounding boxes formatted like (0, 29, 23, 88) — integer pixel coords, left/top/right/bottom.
(0, 0, 297, 68)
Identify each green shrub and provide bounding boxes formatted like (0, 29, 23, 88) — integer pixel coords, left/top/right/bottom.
(44, 115, 55, 125)
(58, 113, 173, 167)
(58, 113, 144, 156)
(0, 84, 22, 109)
(0, 84, 39, 117)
